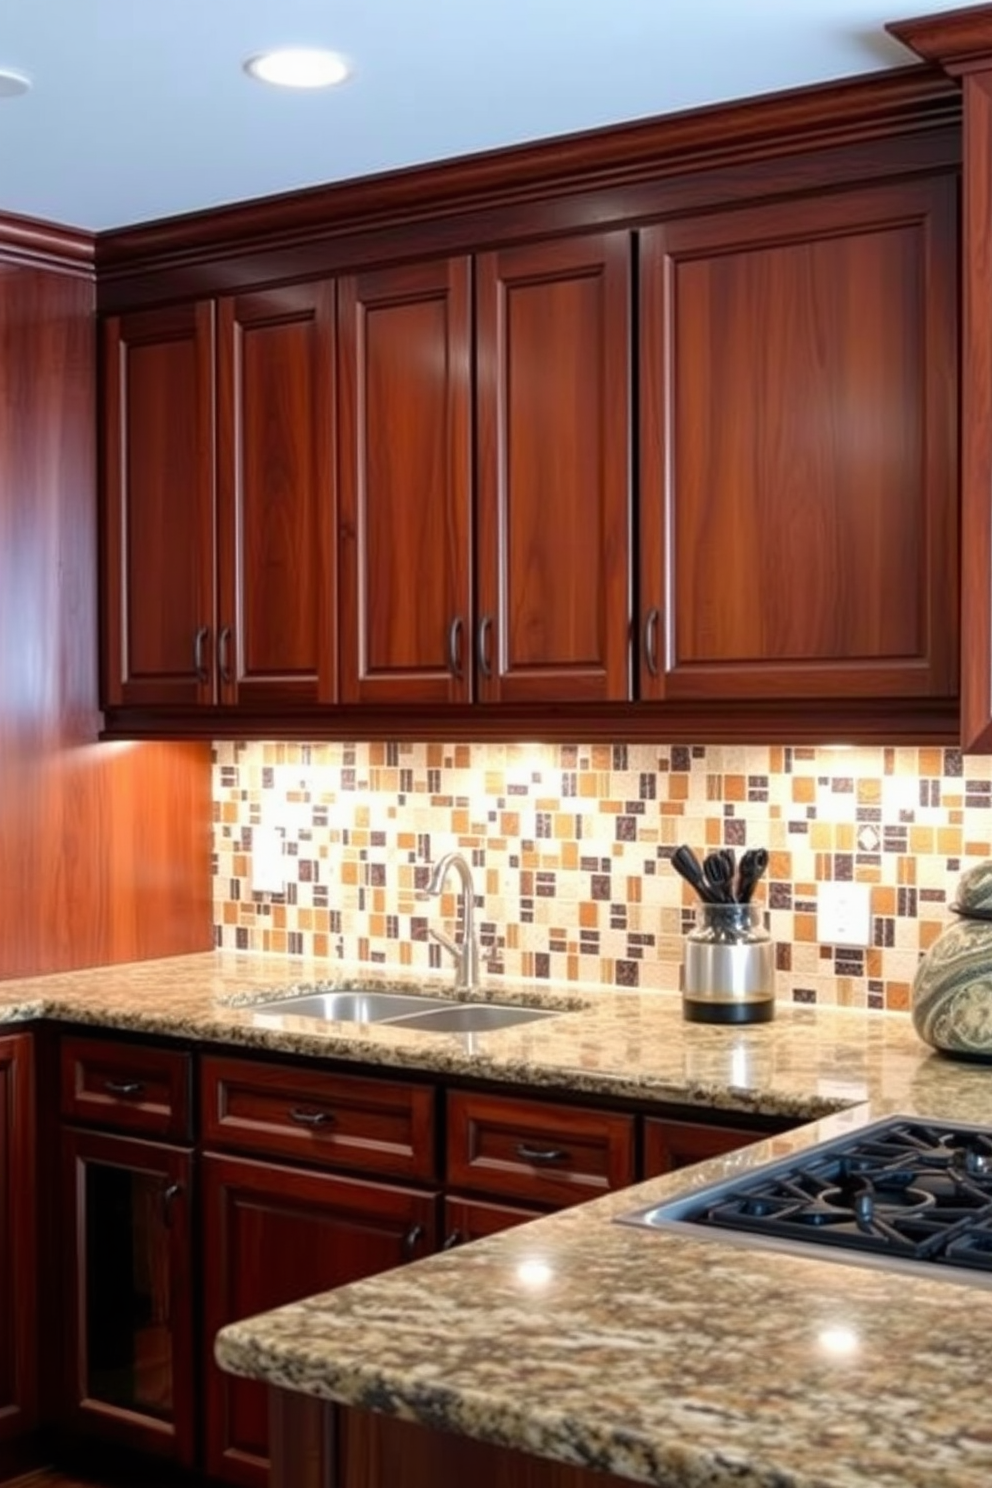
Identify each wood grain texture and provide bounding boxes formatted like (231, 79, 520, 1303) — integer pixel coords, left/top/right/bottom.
(59, 1129, 196, 1466)
(639, 172, 958, 702)
(217, 285, 337, 707)
(202, 1152, 438, 1487)
(94, 69, 960, 309)
(0, 259, 212, 979)
(476, 233, 631, 703)
(0, 1036, 36, 1446)
(337, 258, 473, 705)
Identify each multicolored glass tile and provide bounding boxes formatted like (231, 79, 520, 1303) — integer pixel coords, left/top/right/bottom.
(212, 742, 992, 1012)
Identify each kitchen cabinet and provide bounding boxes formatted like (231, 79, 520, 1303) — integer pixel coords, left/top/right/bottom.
(0, 1033, 36, 1456)
(441, 1194, 543, 1248)
(202, 1154, 438, 1488)
(57, 1038, 195, 1465)
(200, 1052, 439, 1486)
(642, 1114, 774, 1176)
(337, 234, 631, 707)
(637, 173, 959, 705)
(446, 1089, 636, 1209)
(103, 283, 337, 710)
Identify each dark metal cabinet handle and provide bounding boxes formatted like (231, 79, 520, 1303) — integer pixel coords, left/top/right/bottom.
(218, 625, 233, 685)
(441, 1229, 463, 1251)
(288, 1107, 334, 1129)
(516, 1142, 568, 1165)
(402, 1223, 425, 1259)
(104, 1079, 144, 1098)
(643, 607, 660, 678)
(477, 614, 494, 678)
(447, 616, 464, 680)
(162, 1182, 182, 1227)
(193, 625, 210, 683)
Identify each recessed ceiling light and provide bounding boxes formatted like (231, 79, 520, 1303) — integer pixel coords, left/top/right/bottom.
(0, 68, 31, 100)
(244, 48, 351, 90)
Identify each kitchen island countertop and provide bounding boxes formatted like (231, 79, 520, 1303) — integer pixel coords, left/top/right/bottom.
(4, 950, 992, 1486)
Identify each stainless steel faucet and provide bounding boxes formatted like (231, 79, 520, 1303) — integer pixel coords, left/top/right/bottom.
(425, 852, 480, 991)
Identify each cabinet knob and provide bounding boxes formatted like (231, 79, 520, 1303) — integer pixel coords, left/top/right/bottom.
(104, 1079, 144, 1098)
(218, 625, 233, 685)
(515, 1142, 568, 1165)
(447, 616, 465, 680)
(193, 625, 210, 684)
(643, 607, 660, 678)
(441, 1229, 463, 1250)
(288, 1107, 334, 1129)
(402, 1223, 426, 1258)
(477, 615, 494, 678)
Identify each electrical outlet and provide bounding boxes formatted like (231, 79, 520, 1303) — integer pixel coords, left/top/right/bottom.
(817, 881, 872, 947)
(251, 825, 285, 894)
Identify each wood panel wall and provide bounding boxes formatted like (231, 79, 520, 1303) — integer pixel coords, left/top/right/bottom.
(0, 249, 212, 979)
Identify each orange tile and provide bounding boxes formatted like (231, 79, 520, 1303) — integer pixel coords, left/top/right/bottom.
(886, 983, 911, 1012)
(792, 777, 816, 803)
(937, 826, 962, 857)
(909, 826, 935, 855)
(920, 921, 944, 949)
(723, 775, 746, 801)
(580, 901, 599, 928)
(919, 747, 943, 778)
(874, 886, 896, 915)
(769, 851, 791, 880)
(668, 776, 689, 801)
(794, 912, 818, 942)
(500, 812, 520, 836)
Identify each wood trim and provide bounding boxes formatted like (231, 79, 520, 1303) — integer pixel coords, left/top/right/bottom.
(888, 6, 992, 74)
(0, 213, 94, 276)
(269, 1390, 335, 1488)
(98, 695, 962, 746)
(94, 71, 961, 309)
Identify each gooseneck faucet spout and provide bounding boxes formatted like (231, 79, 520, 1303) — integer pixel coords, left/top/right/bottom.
(425, 852, 480, 991)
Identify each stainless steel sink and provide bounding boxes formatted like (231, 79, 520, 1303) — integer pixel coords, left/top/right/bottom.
(384, 1002, 561, 1033)
(247, 988, 562, 1033)
(249, 989, 452, 1024)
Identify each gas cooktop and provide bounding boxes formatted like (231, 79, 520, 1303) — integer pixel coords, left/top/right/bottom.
(618, 1116, 992, 1286)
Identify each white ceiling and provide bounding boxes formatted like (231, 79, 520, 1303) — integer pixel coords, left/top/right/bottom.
(0, 0, 972, 234)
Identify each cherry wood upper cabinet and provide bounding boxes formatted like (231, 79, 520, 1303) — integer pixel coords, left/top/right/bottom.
(337, 258, 472, 705)
(217, 285, 338, 707)
(638, 174, 959, 704)
(476, 234, 632, 703)
(102, 303, 215, 707)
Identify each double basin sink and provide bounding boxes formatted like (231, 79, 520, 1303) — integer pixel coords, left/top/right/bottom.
(248, 987, 562, 1034)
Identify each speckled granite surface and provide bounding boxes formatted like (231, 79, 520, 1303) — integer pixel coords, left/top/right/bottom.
(0, 949, 953, 1120)
(6, 950, 992, 1486)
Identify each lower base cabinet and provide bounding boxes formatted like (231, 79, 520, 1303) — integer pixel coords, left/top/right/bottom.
(0, 1032, 36, 1464)
(59, 1126, 196, 1467)
(202, 1151, 439, 1488)
(272, 1390, 634, 1488)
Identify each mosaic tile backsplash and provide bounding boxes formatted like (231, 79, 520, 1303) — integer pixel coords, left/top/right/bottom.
(212, 742, 992, 1012)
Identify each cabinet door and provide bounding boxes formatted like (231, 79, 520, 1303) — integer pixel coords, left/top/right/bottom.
(338, 258, 473, 705)
(441, 1195, 541, 1249)
(476, 233, 632, 703)
(60, 1127, 195, 1466)
(0, 1033, 35, 1449)
(217, 284, 337, 707)
(102, 302, 216, 707)
(203, 1151, 437, 1488)
(638, 174, 958, 703)
(642, 1117, 767, 1177)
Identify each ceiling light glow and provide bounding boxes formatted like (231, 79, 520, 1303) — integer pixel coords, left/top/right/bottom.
(0, 68, 31, 99)
(244, 48, 351, 90)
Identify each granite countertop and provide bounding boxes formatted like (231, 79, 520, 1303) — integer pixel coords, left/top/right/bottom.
(6, 950, 992, 1486)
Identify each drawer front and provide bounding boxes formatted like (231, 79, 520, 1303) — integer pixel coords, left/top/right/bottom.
(446, 1090, 635, 1207)
(201, 1055, 437, 1182)
(60, 1036, 192, 1140)
(642, 1116, 766, 1177)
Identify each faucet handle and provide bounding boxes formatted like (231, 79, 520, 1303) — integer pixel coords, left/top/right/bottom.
(429, 925, 460, 960)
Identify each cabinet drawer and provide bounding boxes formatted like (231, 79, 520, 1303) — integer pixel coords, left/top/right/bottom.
(642, 1116, 768, 1177)
(446, 1090, 635, 1207)
(60, 1036, 192, 1140)
(201, 1055, 437, 1182)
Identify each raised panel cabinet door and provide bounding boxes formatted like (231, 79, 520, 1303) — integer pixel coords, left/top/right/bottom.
(338, 258, 472, 705)
(0, 1033, 35, 1448)
(217, 284, 337, 707)
(638, 174, 958, 702)
(202, 1151, 438, 1488)
(476, 233, 632, 703)
(59, 1127, 196, 1467)
(102, 302, 216, 707)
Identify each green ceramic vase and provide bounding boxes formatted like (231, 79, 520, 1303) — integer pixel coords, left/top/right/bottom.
(912, 860, 992, 1059)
